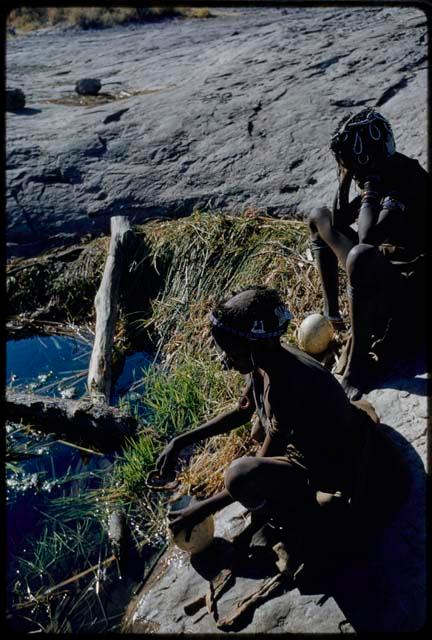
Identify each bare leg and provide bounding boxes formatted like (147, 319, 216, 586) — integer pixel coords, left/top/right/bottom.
(310, 240, 341, 320)
(224, 456, 315, 514)
(309, 207, 356, 269)
(224, 457, 348, 564)
(308, 207, 357, 325)
(342, 244, 406, 400)
(224, 456, 319, 557)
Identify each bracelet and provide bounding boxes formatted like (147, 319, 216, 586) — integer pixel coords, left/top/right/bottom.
(361, 193, 380, 205)
(362, 190, 379, 199)
(239, 395, 251, 410)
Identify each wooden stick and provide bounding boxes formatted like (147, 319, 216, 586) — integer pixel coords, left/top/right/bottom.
(216, 572, 287, 630)
(57, 439, 104, 456)
(44, 554, 116, 595)
(87, 216, 135, 404)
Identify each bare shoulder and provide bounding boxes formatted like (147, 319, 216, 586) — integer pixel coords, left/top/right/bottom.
(277, 343, 350, 405)
(280, 342, 329, 373)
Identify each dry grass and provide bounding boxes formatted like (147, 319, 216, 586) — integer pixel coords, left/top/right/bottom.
(181, 8, 212, 19)
(7, 7, 212, 32)
(178, 428, 259, 498)
(138, 210, 346, 363)
(6, 237, 108, 321)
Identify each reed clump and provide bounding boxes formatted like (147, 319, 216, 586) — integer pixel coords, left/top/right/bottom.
(139, 210, 329, 361)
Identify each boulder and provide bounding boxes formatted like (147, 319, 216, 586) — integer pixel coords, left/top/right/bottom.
(6, 88, 26, 111)
(75, 78, 102, 96)
(6, 6, 427, 256)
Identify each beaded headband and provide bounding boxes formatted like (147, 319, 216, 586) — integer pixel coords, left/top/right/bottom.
(209, 304, 292, 340)
(331, 109, 395, 166)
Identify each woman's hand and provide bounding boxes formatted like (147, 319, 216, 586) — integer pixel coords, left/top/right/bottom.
(337, 163, 352, 186)
(155, 439, 179, 479)
(335, 163, 353, 215)
(167, 503, 208, 540)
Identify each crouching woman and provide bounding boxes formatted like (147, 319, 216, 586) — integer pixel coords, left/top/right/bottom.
(155, 287, 411, 562)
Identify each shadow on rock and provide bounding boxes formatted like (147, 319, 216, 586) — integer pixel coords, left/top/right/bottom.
(11, 107, 42, 116)
(379, 374, 429, 397)
(297, 424, 427, 633)
(378, 354, 429, 397)
(190, 537, 278, 582)
(190, 537, 235, 580)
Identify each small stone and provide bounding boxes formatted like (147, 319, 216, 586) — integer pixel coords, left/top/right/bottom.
(6, 88, 26, 112)
(75, 78, 102, 96)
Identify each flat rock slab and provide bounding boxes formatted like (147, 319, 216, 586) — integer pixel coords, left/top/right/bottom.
(128, 363, 427, 633)
(128, 503, 352, 634)
(6, 6, 427, 257)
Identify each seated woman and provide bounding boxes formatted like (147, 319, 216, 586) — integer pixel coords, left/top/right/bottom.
(308, 108, 429, 399)
(155, 287, 410, 567)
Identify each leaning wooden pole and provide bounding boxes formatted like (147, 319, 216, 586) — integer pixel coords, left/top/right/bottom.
(87, 216, 135, 404)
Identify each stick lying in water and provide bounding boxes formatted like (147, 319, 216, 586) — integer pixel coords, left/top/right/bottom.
(44, 554, 116, 595)
(6, 389, 139, 451)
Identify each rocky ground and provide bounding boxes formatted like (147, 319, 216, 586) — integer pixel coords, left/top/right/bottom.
(6, 5, 427, 257)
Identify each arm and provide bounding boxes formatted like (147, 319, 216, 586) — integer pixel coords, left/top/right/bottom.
(356, 177, 382, 243)
(357, 173, 407, 245)
(257, 431, 287, 457)
(358, 204, 404, 245)
(333, 167, 358, 227)
(155, 380, 255, 476)
(173, 400, 254, 452)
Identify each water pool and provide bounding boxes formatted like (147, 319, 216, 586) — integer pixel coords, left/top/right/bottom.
(6, 333, 159, 633)
(7, 334, 152, 401)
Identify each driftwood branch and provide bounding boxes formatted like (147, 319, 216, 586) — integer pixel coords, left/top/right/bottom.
(87, 216, 136, 404)
(6, 389, 139, 451)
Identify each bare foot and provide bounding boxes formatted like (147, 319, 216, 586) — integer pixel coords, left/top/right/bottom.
(325, 315, 346, 332)
(340, 370, 364, 401)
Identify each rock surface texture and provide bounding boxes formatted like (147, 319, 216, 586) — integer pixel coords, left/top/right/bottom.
(6, 6, 427, 257)
(127, 362, 428, 634)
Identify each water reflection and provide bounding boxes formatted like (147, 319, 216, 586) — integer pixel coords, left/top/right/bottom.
(6, 334, 157, 633)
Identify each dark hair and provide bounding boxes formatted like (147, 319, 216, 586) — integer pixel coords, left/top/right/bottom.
(210, 286, 291, 340)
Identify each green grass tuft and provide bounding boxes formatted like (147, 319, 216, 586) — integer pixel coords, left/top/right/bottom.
(115, 433, 158, 497)
(114, 356, 240, 497)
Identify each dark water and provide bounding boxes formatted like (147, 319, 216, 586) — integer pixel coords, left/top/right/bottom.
(7, 334, 91, 397)
(6, 334, 152, 401)
(6, 335, 155, 632)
